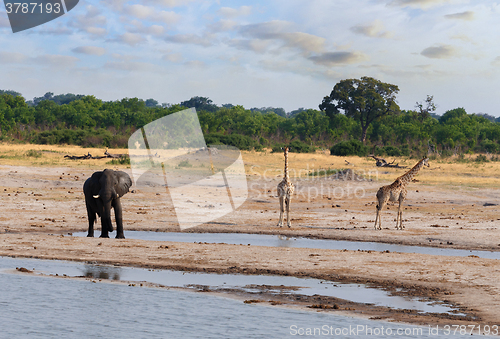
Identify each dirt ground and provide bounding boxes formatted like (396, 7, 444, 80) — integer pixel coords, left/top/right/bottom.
(1, 144, 500, 328)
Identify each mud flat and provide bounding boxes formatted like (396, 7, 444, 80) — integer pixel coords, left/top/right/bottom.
(1, 149, 500, 327)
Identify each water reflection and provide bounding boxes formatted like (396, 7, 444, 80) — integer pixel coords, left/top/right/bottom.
(83, 265, 121, 280)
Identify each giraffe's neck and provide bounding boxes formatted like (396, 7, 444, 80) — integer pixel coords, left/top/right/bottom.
(399, 158, 426, 184)
(284, 149, 289, 181)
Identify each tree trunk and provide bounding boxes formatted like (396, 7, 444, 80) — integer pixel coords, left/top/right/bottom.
(361, 126, 368, 144)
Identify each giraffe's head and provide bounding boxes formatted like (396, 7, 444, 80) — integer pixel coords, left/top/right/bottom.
(282, 147, 289, 156)
(421, 157, 430, 168)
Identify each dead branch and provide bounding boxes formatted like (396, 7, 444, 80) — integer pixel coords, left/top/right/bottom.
(368, 155, 407, 168)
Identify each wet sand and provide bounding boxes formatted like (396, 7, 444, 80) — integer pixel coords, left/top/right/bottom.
(1, 163, 500, 327)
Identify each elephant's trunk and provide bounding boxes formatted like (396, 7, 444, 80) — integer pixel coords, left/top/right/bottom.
(99, 189, 115, 233)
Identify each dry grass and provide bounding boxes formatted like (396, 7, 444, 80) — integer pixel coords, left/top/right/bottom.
(0, 143, 128, 169)
(1, 143, 499, 188)
(241, 149, 500, 188)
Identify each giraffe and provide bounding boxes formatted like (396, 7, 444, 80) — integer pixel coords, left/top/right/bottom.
(374, 157, 429, 230)
(277, 147, 294, 228)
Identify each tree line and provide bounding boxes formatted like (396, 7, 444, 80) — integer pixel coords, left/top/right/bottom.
(1, 79, 500, 157)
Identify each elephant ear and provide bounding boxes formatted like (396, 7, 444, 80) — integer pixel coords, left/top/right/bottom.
(115, 171, 132, 197)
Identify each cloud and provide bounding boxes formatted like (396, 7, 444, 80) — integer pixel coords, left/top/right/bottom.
(492, 56, 500, 66)
(72, 46, 106, 56)
(209, 19, 238, 32)
(351, 20, 393, 38)
(34, 55, 79, 67)
(113, 32, 147, 46)
(104, 60, 158, 72)
(308, 52, 368, 66)
(390, 0, 451, 9)
(0, 52, 78, 67)
(36, 27, 74, 35)
(218, 6, 252, 18)
(142, 0, 196, 7)
(123, 4, 180, 25)
(239, 21, 325, 54)
(421, 44, 458, 59)
(162, 53, 183, 62)
(85, 27, 107, 36)
(444, 11, 475, 21)
(164, 34, 214, 47)
(227, 39, 273, 53)
(0, 52, 29, 63)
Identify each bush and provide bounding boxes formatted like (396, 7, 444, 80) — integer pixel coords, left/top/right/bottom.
(289, 140, 315, 153)
(330, 140, 368, 156)
(383, 145, 401, 157)
(475, 154, 489, 163)
(477, 139, 500, 153)
(205, 133, 257, 150)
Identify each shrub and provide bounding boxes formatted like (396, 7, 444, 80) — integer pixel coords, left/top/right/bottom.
(330, 140, 368, 156)
(383, 145, 401, 157)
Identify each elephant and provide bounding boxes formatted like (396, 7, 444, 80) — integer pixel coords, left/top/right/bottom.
(83, 169, 132, 239)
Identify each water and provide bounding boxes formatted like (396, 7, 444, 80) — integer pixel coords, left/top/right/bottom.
(0, 257, 452, 314)
(0, 257, 482, 338)
(73, 231, 500, 259)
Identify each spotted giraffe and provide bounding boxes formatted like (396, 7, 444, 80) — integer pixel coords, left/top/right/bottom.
(277, 147, 294, 228)
(374, 157, 430, 230)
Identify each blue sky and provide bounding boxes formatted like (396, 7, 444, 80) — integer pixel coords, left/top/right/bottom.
(1, 0, 500, 115)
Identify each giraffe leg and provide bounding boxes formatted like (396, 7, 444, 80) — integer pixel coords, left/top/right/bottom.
(277, 195, 284, 227)
(397, 199, 403, 230)
(374, 206, 380, 230)
(286, 195, 292, 228)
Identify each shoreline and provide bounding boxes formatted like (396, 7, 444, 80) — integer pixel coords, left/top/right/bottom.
(0, 232, 497, 327)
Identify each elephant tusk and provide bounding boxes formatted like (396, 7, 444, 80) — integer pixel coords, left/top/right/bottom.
(93, 195, 100, 198)
(116, 193, 119, 198)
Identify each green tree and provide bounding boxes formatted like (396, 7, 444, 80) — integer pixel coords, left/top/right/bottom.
(319, 76, 400, 143)
(181, 96, 219, 112)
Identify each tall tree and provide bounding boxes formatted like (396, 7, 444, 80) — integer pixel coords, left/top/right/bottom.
(415, 95, 436, 123)
(181, 96, 218, 112)
(319, 76, 400, 143)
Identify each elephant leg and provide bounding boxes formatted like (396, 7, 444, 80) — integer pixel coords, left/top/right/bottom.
(86, 202, 96, 237)
(113, 199, 125, 239)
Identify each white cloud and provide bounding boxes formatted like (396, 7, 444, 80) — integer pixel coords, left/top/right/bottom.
(141, 0, 196, 8)
(85, 27, 107, 36)
(165, 34, 214, 47)
(239, 21, 325, 54)
(308, 52, 368, 66)
(123, 4, 180, 25)
(421, 44, 458, 59)
(113, 32, 147, 46)
(444, 11, 475, 20)
(390, 0, 454, 9)
(351, 20, 393, 38)
(218, 6, 252, 18)
(0, 52, 28, 63)
(162, 53, 183, 62)
(104, 60, 157, 72)
(72, 46, 107, 56)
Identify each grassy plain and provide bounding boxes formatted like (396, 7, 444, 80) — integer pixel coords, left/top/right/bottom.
(2, 142, 500, 188)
